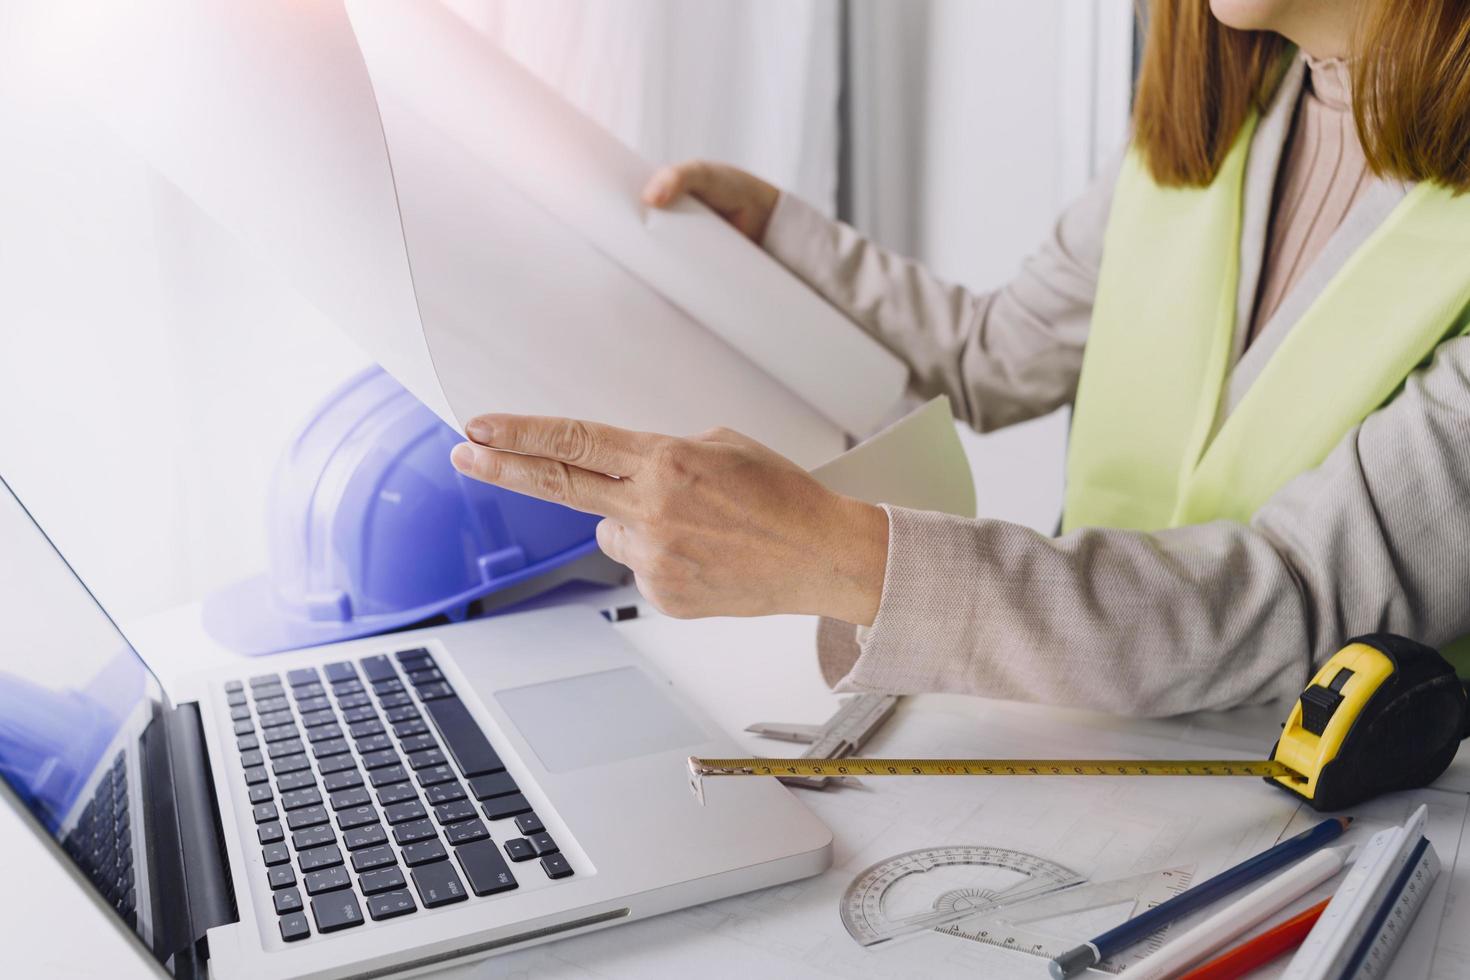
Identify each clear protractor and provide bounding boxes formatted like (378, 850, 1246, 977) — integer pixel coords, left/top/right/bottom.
(839, 845, 1085, 946)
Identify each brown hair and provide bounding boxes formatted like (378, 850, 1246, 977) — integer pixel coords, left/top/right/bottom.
(1133, 0, 1470, 192)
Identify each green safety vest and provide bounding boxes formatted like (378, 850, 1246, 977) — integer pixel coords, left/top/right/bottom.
(1062, 114, 1470, 673)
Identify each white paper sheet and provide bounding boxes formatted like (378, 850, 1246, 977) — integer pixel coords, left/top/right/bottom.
(345, 0, 907, 440)
(813, 397, 977, 517)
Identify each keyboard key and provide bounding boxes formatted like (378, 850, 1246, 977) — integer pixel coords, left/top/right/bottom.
(469, 772, 518, 801)
(318, 754, 358, 776)
(303, 865, 352, 896)
(401, 839, 448, 867)
(375, 783, 418, 807)
(482, 794, 532, 821)
(528, 832, 558, 856)
(407, 667, 444, 687)
(262, 842, 291, 866)
(253, 684, 285, 703)
(416, 682, 454, 701)
(359, 655, 396, 682)
(329, 787, 371, 811)
(424, 782, 467, 806)
(273, 887, 304, 915)
(392, 819, 437, 845)
(366, 888, 417, 922)
(378, 692, 413, 709)
(233, 719, 255, 737)
(277, 771, 317, 793)
(249, 673, 280, 689)
(371, 677, 404, 696)
(336, 805, 379, 831)
(230, 705, 251, 722)
(398, 733, 438, 754)
(225, 679, 244, 693)
(286, 805, 329, 831)
(279, 911, 311, 942)
(358, 866, 407, 896)
(253, 695, 289, 714)
(394, 647, 432, 666)
(262, 724, 299, 744)
(434, 799, 477, 825)
(408, 748, 448, 771)
(323, 661, 357, 683)
(369, 765, 409, 788)
(258, 710, 293, 729)
(331, 678, 364, 696)
(342, 823, 388, 850)
(322, 769, 364, 793)
(294, 696, 330, 714)
(294, 684, 327, 703)
(311, 891, 364, 932)
(272, 755, 311, 777)
(268, 865, 297, 890)
(445, 819, 489, 846)
(424, 698, 504, 778)
(339, 705, 376, 724)
(455, 839, 518, 896)
(415, 765, 457, 788)
(311, 738, 350, 760)
(292, 825, 336, 850)
(299, 709, 336, 729)
(353, 733, 392, 755)
(349, 719, 385, 739)
(257, 822, 284, 845)
(384, 800, 427, 825)
(240, 749, 264, 768)
(252, 802, 279, 824)
(386, 705, 421, 725)
(503, 838, 535, 862)
(267, 739, 305, 761)
(227, 690, 248, 707)
(410, 860, 467, 907)
(305, 724, 344, 744)
(287, 667, 319, 687)
(361, 749, 400, 770)
(540, 853, 573, 879)
(243, 766, 269, 787)
(350, 844, 397, 873)
(297, 844, 343, 872)
(280, 787, 323, 811)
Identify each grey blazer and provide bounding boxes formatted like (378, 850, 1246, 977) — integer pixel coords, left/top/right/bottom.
(761, 59, 1470, 716)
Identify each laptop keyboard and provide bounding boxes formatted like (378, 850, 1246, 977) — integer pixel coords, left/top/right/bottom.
(226, 648, 574, 944)
(62, 750, 138, 928)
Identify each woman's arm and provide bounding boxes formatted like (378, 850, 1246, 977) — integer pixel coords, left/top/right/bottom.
(824, 335, 1470, 716)
(645, 158, 1119, 433)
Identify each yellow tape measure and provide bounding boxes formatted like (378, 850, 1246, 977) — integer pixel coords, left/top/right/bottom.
(689, 634, 1470, 812)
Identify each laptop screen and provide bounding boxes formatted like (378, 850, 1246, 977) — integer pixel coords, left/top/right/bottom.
(0, 477, 167, 955)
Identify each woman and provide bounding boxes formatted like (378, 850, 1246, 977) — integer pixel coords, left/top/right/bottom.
(450, 0, 1470, 716)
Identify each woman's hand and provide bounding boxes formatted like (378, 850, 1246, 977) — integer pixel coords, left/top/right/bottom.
(642, 160, 781, 243)
(450, 415, 888, 625)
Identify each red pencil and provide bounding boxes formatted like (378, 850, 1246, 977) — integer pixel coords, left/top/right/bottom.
(1176, 898, 1331, 980)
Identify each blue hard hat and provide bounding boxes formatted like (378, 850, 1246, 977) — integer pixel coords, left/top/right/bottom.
(203, 367, 602, 655)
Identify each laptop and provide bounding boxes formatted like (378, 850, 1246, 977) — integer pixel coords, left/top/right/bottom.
(0, 475, 832, 978)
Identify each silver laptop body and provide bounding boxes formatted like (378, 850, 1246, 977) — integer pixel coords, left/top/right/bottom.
(0, 476, 832, 979)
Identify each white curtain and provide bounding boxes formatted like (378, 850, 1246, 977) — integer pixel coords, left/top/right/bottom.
(0, 0, 842, 623)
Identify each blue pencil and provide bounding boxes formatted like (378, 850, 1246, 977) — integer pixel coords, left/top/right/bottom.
(1049, 816, 1352, 979)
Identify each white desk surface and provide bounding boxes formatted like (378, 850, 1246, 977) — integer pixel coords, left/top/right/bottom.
(7, 583, 1470, 979)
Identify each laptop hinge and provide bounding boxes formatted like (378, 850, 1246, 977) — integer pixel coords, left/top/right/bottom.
(142, 701, 237, 977)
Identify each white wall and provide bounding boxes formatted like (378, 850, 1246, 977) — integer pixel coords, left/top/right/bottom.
(848, 0, 1132, 533)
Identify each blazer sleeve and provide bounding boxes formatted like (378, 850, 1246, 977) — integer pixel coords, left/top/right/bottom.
(760, 155, 1119, 433)
(818, 334, 1470, 716)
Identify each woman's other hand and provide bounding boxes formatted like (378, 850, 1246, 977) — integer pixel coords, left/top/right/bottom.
(641, 160, 781, 243)
(450, 415, 888, 625)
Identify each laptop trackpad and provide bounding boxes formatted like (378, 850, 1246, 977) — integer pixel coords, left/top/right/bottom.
(495, 666, 706, 773)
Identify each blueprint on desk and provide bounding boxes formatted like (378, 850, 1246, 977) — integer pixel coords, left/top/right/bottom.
(441, 702, 1469, 980)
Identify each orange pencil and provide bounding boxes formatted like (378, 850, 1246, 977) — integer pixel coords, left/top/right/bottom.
(1177, 898, 1331, 980)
